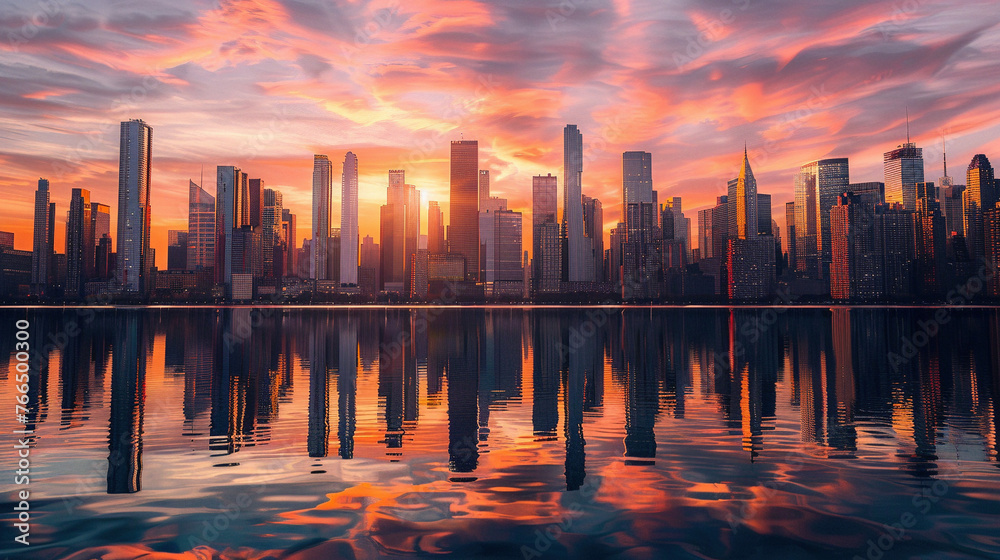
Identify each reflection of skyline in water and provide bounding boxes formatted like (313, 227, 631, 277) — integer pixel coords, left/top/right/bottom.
(1, 307, 999, 558)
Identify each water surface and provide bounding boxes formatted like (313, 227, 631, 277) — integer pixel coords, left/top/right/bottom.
(1, 307, 999, 559)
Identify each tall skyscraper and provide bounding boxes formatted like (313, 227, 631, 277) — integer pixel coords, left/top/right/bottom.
(964, 154, 996, 260)
(427, 201, 445, 254)
(215, 165, 249, 291)
(186, 180, 215, 271)
(91, 202, 111, 245)
(623, 151, 654, 210)
(583, 195, 604, 282)
(480, 209, 523, 297)
(914, 182, 946, 297)
(479, 170, 490, 210)
(340, 152, 359, 285)
(449, 140, 479, 281)
(311, 155, 333, 280)
(281, 209, 297, 277)
(248, 178, 264, 231)
(698, 208, 713, 259)
(31, 178, 52, 290)
(564, 125, 586, 282)
(795, 158, 849, 278)
(532, 174, 560, 293)
(728, 149, 758, 240)
(262, 188, 283, 278)
(66, 188, 92, 297)
(359, 234, 380, 297)
(784, 201, 796, 272)
(116, 119, 152, 293)
(884, 142, 924, 211)
(404, 184, 421, 293)
(757, 193, 772, 236)
(830, 193, 881, 301)
(166, 230, 188, 271)
(875, 203, 916, 300)
(380, 172, 406, 292)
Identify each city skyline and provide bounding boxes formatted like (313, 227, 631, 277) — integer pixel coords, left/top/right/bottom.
(3, 1, 1000, 261)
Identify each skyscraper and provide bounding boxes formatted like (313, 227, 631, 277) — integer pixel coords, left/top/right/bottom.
(380, 174, 406, 292)
(884, 142, 924, 211)
(479, 170, 490, 210)
(66, 188, 92, 297)
(795, 158, 849, 279)
(830, 193, 881, 301)
(728, 149, 758, 240)
(311, 155, 333, 280)
(30, 178, 52, 291)
(281, 209, 297, 277)
(166, 230, 188, 271)
(449, 140, 479, 281)
(623, 151, 653, 210)
(116, 119, 152, 293)
(339, 152, 359, 285)
(583, 195, 604, 282)
(404, 184, 421, 293)
(262, 188, 283, 278)
(427, 201, 445, 254)
(914, 182, 946, 297)
(784, 201, 796, 272)
(564, 125, 586, 282)
(964, 154, 996, 260)
(532, 174, 560, 293)
(186, 180, 215, 271)
(216, 165, 249, 291)
(875, 203, 916, 300)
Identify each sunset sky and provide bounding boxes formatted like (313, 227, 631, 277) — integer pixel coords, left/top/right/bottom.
(2, 0, 1000, 259)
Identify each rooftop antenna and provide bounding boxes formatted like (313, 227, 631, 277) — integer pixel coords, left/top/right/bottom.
(905, 107, 910, 144)
(942, 138, 947, 177)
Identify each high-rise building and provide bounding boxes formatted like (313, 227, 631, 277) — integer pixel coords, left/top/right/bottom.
(623, 151, 654, 210)
(166, 230, 188, 271)
(427, 201, 445, 254)
(311, 155, 333, 280)
(532, 174, 560, 294)
(186, 180, 215, 271)
(262, 188, 283, 278)
(985, 206, 1000, 298)
(340, 152, 359, 285)
(449, 140, 479, 281)
(830, 193, 882, 301)
(479, 170, 490, 210)
(884, 142, 924, 211)
(248, 178, 264, 231)
(784, 201, 796, 272)
(914, 182, 946, 297)
(726, 151, 775, 300)
(941, 184, 965, 238)
(480, 209, 523, 297)
(728, 149, 758, 240)
(380, 196, 405, 293)
(404, 184, 420, 293)
(622, 200, 661, 300)
(116, 119, 153, 293)
(583, 195, 603, 282)
(964, 154, 996, 260)
(281, 209, 298, 277)
(564, 125, 586, 282)
(875, 203, 916, 300)
(66, 188, 92, 297)
(757, 193, 772, 236)
(795, 158, 849, 279)
(698, 208, 713, 259)
(216, 165, 249, 292)
(91, 202, 111, 246)
(30, 178, 52, 291)
(359, 234, 379, 297)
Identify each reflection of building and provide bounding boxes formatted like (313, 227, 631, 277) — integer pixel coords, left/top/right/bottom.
(108, 312, 146, 493)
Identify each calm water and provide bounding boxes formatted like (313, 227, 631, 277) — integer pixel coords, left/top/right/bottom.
(1, 307, 999, 559)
